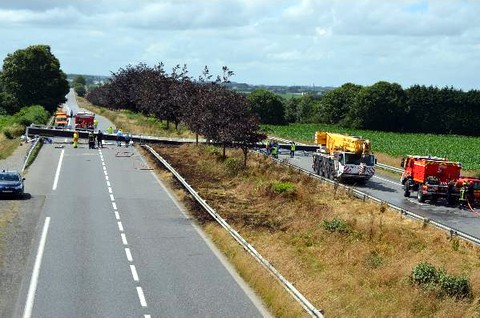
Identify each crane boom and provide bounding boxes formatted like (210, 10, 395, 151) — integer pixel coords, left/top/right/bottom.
(314, 132, 371, 156)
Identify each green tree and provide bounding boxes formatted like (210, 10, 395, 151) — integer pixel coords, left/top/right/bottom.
(72, 75, 87, 87)
(0, 91, 18, 115)
(320, 83, 362, 126)
(74, 83, 86, 97)
(247, 89, 286, 124)
(1, 45, 69, 113)
(349, 81, 407, 131)
(296, 93, 320, 123)
(284, 97, 299, 123)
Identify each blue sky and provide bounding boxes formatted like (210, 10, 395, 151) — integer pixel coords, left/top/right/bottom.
(1, 0, 479, 90)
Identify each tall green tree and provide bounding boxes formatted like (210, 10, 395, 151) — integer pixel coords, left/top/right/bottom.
(1, 45, 69, 113)
(296, 93, 319, 123)
(284, 97, 299, 123)
(350, 81, 407, 131)
(247, 89, 286, 124)
(320, 83, 362, 126)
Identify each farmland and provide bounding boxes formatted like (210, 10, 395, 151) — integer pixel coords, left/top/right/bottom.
(263, 123, 480, 171)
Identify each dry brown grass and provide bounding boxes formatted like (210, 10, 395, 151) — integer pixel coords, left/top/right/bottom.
(0, 203, 19, 262)
(149, 143, 480, 318)
(0, 135, 20, 160)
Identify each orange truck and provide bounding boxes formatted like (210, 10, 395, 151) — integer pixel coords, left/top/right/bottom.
(400, 155, 462, 203)
(54, 110, 69, 127)
(74, 111, 95, 129)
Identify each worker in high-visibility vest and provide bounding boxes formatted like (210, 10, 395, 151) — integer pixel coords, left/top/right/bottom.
(73, 130, 79, 148)
(459, 182, 468, 210)
(271, 144, 278, 159)
(290, 141, 296, 158)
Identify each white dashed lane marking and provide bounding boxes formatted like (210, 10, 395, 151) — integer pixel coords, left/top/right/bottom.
(125, 248, 133, 262)
(130, 265, 139, 281)
(99, 149, 148, 313)
(136, 287, 147, 307)
(121, 233, 128, 245)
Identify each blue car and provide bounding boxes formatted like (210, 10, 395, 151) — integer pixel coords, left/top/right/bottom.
(0, 170, 25, 198)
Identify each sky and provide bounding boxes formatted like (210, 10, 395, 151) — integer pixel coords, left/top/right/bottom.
(0, 0, 479, 90)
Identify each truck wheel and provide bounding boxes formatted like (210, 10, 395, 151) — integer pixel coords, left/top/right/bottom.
(417, 189, 426, 203)
(403, 180, 410, 197)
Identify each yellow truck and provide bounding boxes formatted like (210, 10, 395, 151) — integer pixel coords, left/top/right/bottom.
(312, 132, 376, 183)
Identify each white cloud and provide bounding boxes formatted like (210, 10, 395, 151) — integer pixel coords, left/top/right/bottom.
(0, 0, 479, 90)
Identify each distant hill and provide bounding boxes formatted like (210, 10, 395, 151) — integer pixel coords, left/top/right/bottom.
(67, 74, 335, 96)
(226, 81, 335, 96)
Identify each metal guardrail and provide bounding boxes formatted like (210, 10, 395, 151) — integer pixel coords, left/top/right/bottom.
(375, 162, 403, 174)
(21, 137, 42, 173)
(142, 145, 324, 318)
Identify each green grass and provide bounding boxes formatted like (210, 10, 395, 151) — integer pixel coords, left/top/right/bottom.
(263, 123, 480, 171)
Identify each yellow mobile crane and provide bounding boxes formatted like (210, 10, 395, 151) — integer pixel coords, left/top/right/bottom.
(312, 132, 376, 183)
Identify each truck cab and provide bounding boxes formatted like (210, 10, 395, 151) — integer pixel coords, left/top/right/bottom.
(401, 155, 462, 203)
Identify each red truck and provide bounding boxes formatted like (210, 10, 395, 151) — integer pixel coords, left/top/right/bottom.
(400, 155, 462, 203)
(75, 111, 95, 129)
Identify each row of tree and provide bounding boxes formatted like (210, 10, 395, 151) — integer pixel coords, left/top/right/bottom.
(86, 63, 266, 165)
(0, 45, 69, 115)
(252, 82, 480, 136)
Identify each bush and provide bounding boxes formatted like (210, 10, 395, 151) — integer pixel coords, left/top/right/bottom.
(411, 262, 439, 286)
(14, 105, 49, 126)
(322, 218, 350, 234)
(3, 123, 25, 139)
(272, 181, 295, 193)
(438, 273, 472, 299)
(411, 262, 472, 300)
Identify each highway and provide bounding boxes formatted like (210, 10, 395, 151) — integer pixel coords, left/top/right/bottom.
(15, 90, 269, 317)
(281, 151, 480, 240)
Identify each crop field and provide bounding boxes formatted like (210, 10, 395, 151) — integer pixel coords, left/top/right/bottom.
(263, 123, 480, 171)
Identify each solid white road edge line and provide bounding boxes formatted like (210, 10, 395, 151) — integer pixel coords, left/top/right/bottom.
(23, 217, 51, 318)
(52, 149, 65, 190)
(136, 287, 147, 307)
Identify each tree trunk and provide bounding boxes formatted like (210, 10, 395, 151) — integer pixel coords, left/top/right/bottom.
(243, 147, 248, 167)
(195, 133, 199, 145)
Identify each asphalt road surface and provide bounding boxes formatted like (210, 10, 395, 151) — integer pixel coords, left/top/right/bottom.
(282, 151, 480, 239)
(14, 90, 269, 317)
